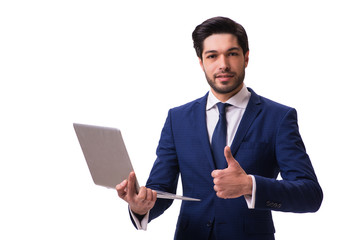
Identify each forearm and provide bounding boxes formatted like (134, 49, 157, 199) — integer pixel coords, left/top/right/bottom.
(254, 175, 323, 213)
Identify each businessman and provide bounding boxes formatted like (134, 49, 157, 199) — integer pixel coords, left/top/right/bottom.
(116, 16, 323, 240)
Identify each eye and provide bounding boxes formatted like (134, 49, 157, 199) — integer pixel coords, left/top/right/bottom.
(228, 52, 239, 56)
(206, 54, 217, 59)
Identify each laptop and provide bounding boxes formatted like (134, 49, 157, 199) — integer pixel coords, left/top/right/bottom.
(73, 123, 200, 201)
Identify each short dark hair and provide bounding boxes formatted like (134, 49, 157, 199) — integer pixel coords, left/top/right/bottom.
(192, 16, 249, 59)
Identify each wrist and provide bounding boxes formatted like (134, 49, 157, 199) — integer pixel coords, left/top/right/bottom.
(246, 175, 253, 196)
(132, 211, 146, 221)
(130, 207, 148, 216)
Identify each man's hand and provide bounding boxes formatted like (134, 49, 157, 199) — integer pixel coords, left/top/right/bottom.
(116, 172, 157, 215)
(211, 146, 253, 199)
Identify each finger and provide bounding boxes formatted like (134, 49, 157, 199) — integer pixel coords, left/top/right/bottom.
(211, 170, 222, 178)
(116, 179, 127, 191)
(116, 179, 128, 199)
(216, 191, 226, 199)
(127, 171, 137, 197)
(213, 176, 220, 186)
(152, 190, 157, 201)
(224, 146, 239, 168)
(213, 184, 220, 192)
(138, 186, 147, 201)
(146, 188, 153, 201)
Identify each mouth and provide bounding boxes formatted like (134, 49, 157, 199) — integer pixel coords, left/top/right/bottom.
(215, 73, 235, 82)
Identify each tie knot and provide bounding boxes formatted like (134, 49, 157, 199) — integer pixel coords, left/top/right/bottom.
(216, 102, 230, 116)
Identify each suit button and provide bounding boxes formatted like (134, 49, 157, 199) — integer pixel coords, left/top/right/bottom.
(266, 201, 281, 208)
(206, 221, 212, 227)
(266, 201, 273, 207)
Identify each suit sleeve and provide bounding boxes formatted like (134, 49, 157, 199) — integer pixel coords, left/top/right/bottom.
(145, 110, 180, 222)
(254, 108, 323, 213)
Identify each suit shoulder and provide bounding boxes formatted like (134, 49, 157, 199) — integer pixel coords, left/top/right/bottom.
(253, 92, 296, 112)
(252, 92, 297, 121)
(248, 87, 293, 113)
(259, 95, 293, 112)
(170, 94, 207, 113)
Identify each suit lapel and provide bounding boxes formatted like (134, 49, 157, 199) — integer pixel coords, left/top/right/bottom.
(194, 93, 216, 169)
(230, 88, 262, 157)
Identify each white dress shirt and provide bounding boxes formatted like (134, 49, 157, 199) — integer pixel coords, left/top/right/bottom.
(132, 85, 256, 230)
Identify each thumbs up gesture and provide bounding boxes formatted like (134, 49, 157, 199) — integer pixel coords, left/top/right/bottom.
(211, 146, 253, 199)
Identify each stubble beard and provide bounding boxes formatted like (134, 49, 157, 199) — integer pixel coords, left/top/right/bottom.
(205, 70, 245, 95)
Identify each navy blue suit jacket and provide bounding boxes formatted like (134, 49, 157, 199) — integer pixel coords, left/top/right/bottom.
(143, 88, 323, 240)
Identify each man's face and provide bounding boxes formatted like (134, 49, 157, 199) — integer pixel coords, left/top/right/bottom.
(199, 33, 249, 100)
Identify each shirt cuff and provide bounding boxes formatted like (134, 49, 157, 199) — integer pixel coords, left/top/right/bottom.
(244, 175, 256, 209)
(129, 207, 150, 230)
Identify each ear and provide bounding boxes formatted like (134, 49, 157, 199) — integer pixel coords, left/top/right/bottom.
(199, 57, 205, 71)
(244, 51, 249, 68)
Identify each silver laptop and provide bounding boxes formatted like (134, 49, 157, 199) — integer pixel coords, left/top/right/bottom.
(73, 123, 200, 201)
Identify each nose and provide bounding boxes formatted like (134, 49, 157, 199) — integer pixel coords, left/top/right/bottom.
(218, 55, 230, 72)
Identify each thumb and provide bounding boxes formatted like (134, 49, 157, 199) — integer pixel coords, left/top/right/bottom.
(224, 146, 239, 168)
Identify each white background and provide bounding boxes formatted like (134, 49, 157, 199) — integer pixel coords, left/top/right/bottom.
(1, 0, 359, 239)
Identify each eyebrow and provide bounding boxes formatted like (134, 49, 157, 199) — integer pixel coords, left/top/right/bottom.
(204, 47, 241, 55)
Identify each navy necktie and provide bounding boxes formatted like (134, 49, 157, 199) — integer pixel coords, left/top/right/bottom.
(212, 102, 230, 169)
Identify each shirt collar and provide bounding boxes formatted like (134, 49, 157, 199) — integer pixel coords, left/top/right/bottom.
(206, 84, 251, 111)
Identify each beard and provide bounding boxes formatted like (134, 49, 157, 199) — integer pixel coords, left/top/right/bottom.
(204, 69, 245, 95)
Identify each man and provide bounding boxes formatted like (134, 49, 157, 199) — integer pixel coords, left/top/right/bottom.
(116, 16, 323, 240)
